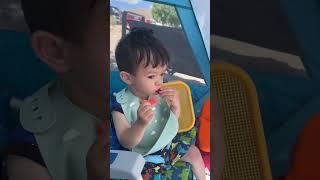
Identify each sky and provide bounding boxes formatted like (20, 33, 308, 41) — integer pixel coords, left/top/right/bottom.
(110, 0, 153, 10)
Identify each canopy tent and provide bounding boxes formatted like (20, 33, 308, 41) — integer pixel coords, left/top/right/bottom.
(145, 0, 210, 85)
(116, 0, 210, 113)
(109, 0, 210, 179)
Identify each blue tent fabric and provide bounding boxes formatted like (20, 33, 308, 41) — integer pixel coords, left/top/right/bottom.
(0, 30, 56, 99)
(267, 95, 320, 176)
(248, 70, 314, 136)
(247, 69, 318, 176)
(267, 1, 320, 175)
(186, 82, 209, 116)
(279, 0, 320, 82)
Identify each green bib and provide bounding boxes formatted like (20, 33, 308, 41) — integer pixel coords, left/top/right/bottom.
(20, 81, 100, 180)
(115, 88, 178, 156)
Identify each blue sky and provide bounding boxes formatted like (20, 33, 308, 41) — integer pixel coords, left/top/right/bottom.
(110, 0, 153, 10)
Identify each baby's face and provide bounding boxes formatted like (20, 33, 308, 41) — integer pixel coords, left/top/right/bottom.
(130, 63, 167, 98)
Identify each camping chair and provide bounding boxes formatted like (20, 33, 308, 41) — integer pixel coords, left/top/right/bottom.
(212, 62, 272, 179)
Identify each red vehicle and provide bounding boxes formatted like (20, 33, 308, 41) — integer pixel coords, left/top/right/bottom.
(122, 11, 146, 36)
(126, 13, 144, 22)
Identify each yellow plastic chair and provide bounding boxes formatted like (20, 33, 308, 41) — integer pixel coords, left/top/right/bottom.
(161, 81, 195, 132)
(212, 62, 272, 179)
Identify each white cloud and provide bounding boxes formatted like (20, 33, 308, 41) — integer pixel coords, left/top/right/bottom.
(115, 0, 141, 4)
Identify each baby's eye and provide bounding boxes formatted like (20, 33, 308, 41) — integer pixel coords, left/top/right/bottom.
(160, 73, 165, 77)
(148, 75, 155, 79)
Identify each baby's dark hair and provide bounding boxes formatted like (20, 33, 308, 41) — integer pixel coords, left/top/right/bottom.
(20, 0, 99, 43)
(115, 27, 170, 74)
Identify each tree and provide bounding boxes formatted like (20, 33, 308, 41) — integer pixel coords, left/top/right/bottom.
(151, 4, 180, 27)
(110, 15, 117, 26)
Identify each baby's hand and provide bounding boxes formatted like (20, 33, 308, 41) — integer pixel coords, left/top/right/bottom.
(137, 101, 154, 127)
(158, 87, 180, 118)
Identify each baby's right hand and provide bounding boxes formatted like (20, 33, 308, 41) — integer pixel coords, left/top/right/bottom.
(137, 101, 154, 127)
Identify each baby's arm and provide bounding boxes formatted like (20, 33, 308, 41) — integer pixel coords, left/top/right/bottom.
(112, 102, 154, 149)
(112, 111, 148, 149)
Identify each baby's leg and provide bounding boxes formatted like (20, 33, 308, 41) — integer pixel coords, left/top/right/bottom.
(181, 145, 206, 180)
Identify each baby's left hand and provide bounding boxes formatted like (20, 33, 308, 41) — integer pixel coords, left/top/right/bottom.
(158, 87, 180, 118)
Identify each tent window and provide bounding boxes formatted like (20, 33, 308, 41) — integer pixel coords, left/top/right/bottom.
(110, 1, 205, 84)
(213, 0, 306, 77)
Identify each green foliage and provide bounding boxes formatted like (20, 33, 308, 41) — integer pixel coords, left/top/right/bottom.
(110, 15, 117, 26)
(151, 4, 180, 27)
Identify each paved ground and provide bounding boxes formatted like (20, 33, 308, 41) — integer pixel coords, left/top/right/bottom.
(213, 36, 306, 77)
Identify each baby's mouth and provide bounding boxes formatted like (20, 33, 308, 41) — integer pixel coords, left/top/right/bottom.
(155, 88, 161, 95)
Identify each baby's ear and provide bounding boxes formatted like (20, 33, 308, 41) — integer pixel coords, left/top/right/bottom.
(31, 31, 69, 73)
(119, 71, 132, 85)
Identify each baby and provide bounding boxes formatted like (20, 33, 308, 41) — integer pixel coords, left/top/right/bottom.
(111, 28, 205, 179)
(5, 0, 107, 179)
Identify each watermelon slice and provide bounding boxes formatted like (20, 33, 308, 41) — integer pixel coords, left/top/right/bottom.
(141, 96, 159, 108)
(148, 96, 159, 107)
